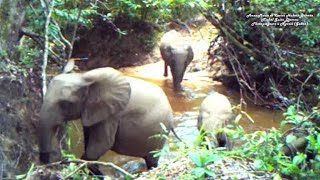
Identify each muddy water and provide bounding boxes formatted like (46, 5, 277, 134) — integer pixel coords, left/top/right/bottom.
(121, 61, 283, 131)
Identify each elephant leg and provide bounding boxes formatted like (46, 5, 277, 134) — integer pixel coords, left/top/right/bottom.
(81, 121, 118, 177)
(86, 164, 104, 178)
(83, 126, 89, 152)
(81, 127, 104, 177)
(81, 120, 117, 160)
(143, 153, 159, 169)
(172, 75, 182, 92)
(164, 61, 168, 77)
(216, 132, 231, 150)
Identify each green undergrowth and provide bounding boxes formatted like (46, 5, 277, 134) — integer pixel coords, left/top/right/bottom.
(153, 105, 320, 179)
(17, 105, 320, 179)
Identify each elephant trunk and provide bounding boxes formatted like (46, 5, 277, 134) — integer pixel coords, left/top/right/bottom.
(38, 104, 62, 164)
(38, 121, 54, 164)
(172, 64, 185, 91)
(173, 76, 182, 91)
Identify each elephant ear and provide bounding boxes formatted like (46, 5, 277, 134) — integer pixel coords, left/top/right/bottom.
(187, 45, 194, 63)
(81, 67, 131, 127)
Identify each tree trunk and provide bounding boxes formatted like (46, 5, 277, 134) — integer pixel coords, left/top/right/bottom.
(0, 0, 27, 59)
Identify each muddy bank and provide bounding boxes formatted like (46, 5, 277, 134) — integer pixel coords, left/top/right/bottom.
(0, 60, 41, 178)
(72, 16, 162, 70)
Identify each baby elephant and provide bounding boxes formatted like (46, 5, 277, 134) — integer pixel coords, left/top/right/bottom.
(160, 30, 194, 91)
(197, 92, 233, 149)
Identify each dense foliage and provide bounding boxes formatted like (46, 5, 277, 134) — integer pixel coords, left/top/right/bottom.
(18, 0, 209, 71)
(149, 106, 320, 179)
(206, 0, 320, 110)
(203, 1, 320, 178)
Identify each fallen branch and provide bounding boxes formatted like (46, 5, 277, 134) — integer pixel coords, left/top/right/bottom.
(63, 161, 88, 179)
(39, 159, 135, 179)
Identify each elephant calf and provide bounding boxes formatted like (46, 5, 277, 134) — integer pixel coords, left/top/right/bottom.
(38, 67, 176, 170)
(197, 92, 233, 149)
(160, 30, 194, 91)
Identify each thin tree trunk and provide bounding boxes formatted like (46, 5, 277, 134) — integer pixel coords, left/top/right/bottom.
(40, 0, 53, 97)
(63, 5, 82, 73)
(67, 6, 82, 60)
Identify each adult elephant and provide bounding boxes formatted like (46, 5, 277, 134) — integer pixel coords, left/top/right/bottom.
(197, 92, 233, 149)
(38, 67, 175, 170)
(160, 30, 194, 91)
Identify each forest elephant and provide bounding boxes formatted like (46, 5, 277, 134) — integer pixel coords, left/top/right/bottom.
(197, 92, 233, 149)
(160, 30, 194, 91)
(38, 67, 176, 171)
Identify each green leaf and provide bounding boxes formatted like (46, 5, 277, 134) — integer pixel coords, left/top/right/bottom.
(203, 154, 221, 165)
(266, 163, 274, 171)
(292, 153, 306, 165)
(273, 173, 282, 180)
(193, 167, 205, 178)
(280, 120, 287, 128)
(16, 174, 27, 180)
(317, 134, 320, 144)
(204, 168, 216, 178)
(284, 106, 296, 116)
(189, 152, 203, 167)
(285, 134, 297, 144)
(253, 159, 264, 170)
(16, 163, 36, 180)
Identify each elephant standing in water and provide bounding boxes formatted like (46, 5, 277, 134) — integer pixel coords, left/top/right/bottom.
(160, 30, 194, 91)
(197, 92, 233, 149)
(38, 67, 175, 170)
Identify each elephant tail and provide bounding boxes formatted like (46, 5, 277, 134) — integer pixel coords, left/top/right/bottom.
(170, 128, 182, 142)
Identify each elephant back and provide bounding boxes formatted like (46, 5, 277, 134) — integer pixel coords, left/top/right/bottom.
(113, 77, 173, 156)
(198, 92, 233, 132)
(160, 30, 182, 47)
(160, 30, 193, 64)
(122, 77, 173, 123)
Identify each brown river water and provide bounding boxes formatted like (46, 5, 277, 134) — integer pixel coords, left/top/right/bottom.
(69, 61, 283, 166)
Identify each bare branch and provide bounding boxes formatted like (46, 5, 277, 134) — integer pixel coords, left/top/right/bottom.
(39, 159, 135, 179)
(67, 4, 83, 61)
(51, 20, 72, 58)
(297, 70, 320, 111)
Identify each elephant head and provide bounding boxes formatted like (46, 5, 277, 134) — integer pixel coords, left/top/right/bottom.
(39, 67, 176, 171)
(38, 67, 130, 164)
(160, 30, 194, 91)
(197, 92, 233, 149)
